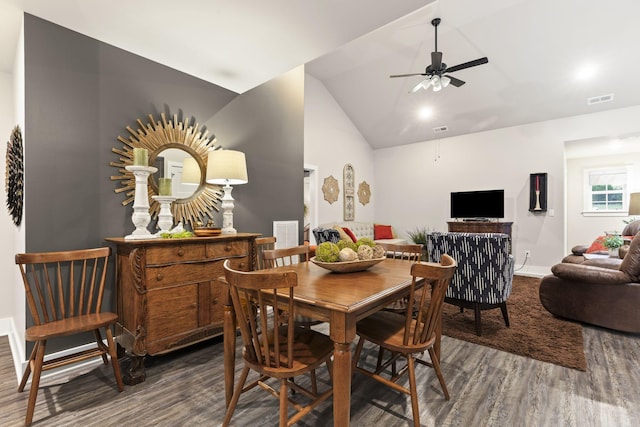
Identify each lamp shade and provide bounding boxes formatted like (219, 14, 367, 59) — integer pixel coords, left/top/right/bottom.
(181, 157, 201, 184)
(206, 150, 248, 185)
(629, 192, 640, 215)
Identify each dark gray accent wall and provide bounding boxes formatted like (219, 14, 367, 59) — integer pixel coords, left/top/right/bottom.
(23, 14, 304, 351)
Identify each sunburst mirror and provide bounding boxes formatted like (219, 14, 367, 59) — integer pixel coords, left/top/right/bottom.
(110, 113, 221, 227)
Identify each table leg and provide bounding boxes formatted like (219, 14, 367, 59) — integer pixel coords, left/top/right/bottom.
(223, 302, 237, 406)
(333, 341, 352, 427)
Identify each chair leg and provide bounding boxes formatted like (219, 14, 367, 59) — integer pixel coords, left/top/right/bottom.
(222, 365, 251, 427)
(310, 369, 318, 395)
(279, 378, 288, 427)
(352, 337, 365, 377)
(428, 347, 450, 400)
(474, 303, 482, 336)
(406, 355, 420, 427)
(24, 340, 46, 426)
(500, 302, 510, 327)
(105, 327, 124, 392)
(94, 329, 108, 364)
(18, 343, 38, 393)
(376, 347, 385, 370)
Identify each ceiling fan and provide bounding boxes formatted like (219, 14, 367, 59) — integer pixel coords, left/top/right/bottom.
(391, 18, 488, 93)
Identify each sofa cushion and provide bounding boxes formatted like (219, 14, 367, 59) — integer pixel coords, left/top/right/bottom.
(622, 220, 640, 237)
(551, 263, 631, 285)
(374, 224, 394, 240)
(333, 225, 352, 242)
(585, 235, 608, 254)
(620, 233, 640, 282)
(342, 227, 357, 243)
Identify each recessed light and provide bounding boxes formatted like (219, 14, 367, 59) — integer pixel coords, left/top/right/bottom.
(575, 64, 597, 81)
(418, 107, 433, 120)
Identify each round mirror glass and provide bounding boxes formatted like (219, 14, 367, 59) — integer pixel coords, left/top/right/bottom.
(151, 148, 201, 200)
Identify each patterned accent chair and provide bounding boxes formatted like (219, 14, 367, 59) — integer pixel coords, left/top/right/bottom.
(427, 232, 515, 335)
(312, 227, 341, 245)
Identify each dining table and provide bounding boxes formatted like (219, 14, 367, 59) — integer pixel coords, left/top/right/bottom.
(222, 257, 440, 427)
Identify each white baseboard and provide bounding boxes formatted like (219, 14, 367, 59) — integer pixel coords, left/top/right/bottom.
(514, 264, 552, 278)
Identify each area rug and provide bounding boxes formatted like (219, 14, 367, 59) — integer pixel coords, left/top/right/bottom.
(441, 275, 587, 371)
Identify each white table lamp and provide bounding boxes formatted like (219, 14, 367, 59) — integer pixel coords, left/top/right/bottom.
(206, 150, 248, 234)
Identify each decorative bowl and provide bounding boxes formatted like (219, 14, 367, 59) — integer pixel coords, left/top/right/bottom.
(310, 256, 386, 273)
(193, 227, 222, 237)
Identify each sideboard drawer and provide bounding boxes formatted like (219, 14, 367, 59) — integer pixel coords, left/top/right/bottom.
(146, 263, 206, 289)
(206, 241, 248, 259)
(146, 244, 206, 265)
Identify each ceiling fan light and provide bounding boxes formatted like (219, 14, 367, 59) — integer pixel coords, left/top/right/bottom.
(432, 76, 442, 92)
(441, 76, 451, 88)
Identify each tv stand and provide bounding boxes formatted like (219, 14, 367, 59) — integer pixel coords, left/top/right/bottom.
(447, 221, 513, 252)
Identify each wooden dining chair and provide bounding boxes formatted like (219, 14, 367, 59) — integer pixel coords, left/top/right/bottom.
(381, 242, 424, 313)
(352, 254, 457, 427)
(255, 236, 277, 270)
(15, 247, 124, 426)
(381, 242, 423, 262)
(262, 244, 309, 268)
(222, 260, 334, 427)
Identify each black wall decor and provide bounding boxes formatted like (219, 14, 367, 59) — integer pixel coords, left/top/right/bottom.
(529, 173, 547, 212)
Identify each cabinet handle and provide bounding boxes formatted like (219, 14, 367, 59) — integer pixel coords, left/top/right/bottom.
(238, 262, 246, 269)
(156, 273, 164, 281)
(177, 248, 185, 256)
(212, 298, 219, 305)
(224, 244, 232, 251)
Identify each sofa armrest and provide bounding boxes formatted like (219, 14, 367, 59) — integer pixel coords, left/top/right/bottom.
(550, 263, 632, 285)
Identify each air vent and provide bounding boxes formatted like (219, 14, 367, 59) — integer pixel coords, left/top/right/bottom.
(587, 93, 614, 105)
(433, 125, 448, 133)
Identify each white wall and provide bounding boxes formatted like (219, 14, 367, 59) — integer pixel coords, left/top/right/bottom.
(304, 74, 375, 226)
(374, 105, 640, 275)
(0, 71, 16, 334)
(566, 152, 640, 247)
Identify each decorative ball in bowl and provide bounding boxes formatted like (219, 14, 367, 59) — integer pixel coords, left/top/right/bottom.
(310, 256, 386, 273)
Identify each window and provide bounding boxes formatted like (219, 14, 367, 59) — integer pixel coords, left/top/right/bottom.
(583, 167, 629, 213)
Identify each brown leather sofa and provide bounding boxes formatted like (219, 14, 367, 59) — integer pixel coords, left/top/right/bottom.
(539, 230, 640, 333)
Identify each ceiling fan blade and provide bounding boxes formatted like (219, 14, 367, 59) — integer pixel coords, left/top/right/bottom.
(431, 52, 442, 71)
(446, 75, 466, 87)
(390, 73, 426, 78)
(445, 57, 488, 74)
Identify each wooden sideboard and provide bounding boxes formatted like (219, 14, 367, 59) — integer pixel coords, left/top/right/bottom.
(105, 233, 259, 384)
(447, 221, 513, 238)
(447, 221, 513, 252)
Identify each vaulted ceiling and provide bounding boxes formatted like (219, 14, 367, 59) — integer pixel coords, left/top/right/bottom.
(2, 0, 640, 151)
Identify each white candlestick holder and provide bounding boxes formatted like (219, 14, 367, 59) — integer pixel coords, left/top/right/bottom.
(152, 195, 176, 235)
(125, 165, 158, 240)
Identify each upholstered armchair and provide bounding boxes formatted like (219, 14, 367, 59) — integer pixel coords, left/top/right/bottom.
(427, 232, 515, 335)
(539, 231, 640, 333)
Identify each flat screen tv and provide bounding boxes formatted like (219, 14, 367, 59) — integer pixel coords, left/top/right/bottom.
(450, 189, 504, 220)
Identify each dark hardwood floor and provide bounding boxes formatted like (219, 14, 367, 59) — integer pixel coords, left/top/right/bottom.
(1, 323, 639, 426)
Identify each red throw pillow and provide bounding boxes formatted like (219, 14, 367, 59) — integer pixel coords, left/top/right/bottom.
(374, 224, 394, 240)
(342, 227, 357, 242)
(585, 235, 607, 254)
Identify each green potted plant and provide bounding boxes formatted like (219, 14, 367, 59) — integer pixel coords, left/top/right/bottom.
(603, 234, 624, 257)
(407, 226, 430, 260)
